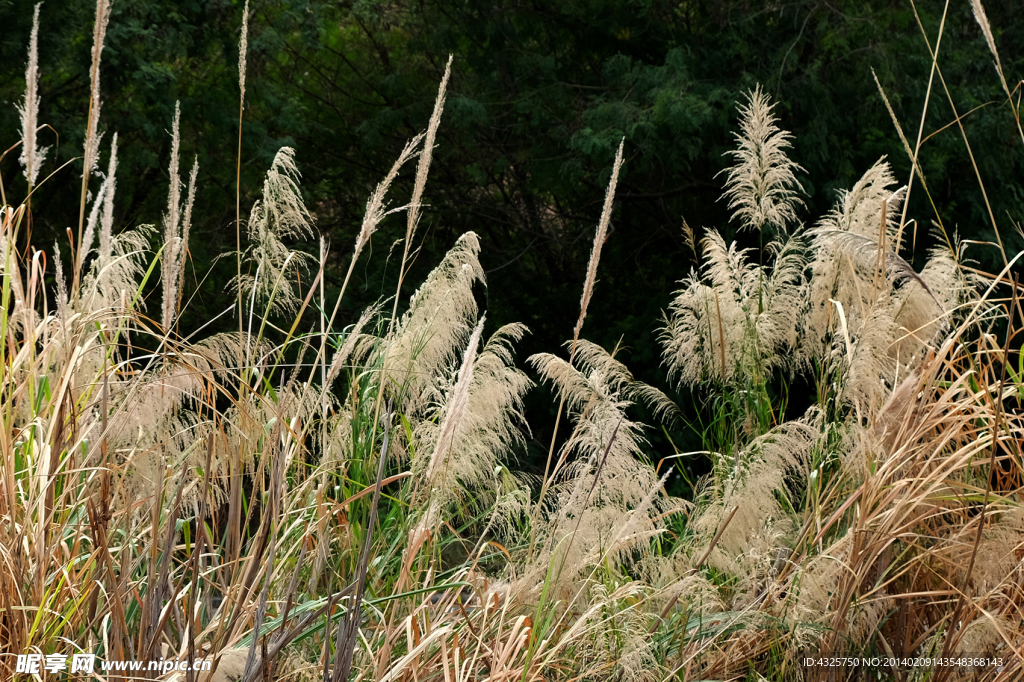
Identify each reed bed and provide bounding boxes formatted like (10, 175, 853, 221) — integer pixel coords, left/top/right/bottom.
(0, 1, 1022, 680)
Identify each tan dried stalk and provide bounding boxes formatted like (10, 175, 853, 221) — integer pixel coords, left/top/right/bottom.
(908, 0, 1007, 266)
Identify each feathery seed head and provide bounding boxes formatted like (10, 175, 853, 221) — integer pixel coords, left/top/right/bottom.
(693, 409, 823, 567)
(232, 147, 315, 317)
(238, 0, 249, 100)
(166, 102, 182, 239)
(53, 242, 69, 320)
(384, 232, 486, 410)
(681, 217, 697, 258)
(413, 320, 532, 538)
(83, 0, 111, 177)
(324, 304, 379, 392)
(528, 341, 679, 589)
(80, 177, 108, 264)
(177, 156, 199, 302)
(356, 134, 423, 259)
(258, 147, 313, 241)
(799, 159, 942, 410)
(576, 138, 624, 342)
(721, 85, 804, 234)
(18, 3, 47, 187)
(406, 55, 452, 245)
(662, 228, 806, 388)
(161, 102, 183, 330)
(422, 316, 485, 487)
(971, 0, 1010, 97)
(80, 224, 152, 313)
(99, 132, 118, 262)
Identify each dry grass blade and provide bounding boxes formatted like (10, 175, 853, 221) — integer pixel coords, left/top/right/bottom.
(908, 0, 1007, 266)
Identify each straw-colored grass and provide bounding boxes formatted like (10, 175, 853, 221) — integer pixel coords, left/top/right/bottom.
(1, 1, 1022, 681)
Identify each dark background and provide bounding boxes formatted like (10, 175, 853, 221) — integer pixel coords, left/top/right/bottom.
(2, 0, 1022, 487)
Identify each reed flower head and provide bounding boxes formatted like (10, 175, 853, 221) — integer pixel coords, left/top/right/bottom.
(406, 55, 452, 245)
(83, 0, 111, 177)
(160, 103, 198, 330)
(99, 132, 118, 262)
(800, 159, 968, 415)
(971, 0, 1010, 96)
(692, 408, 823, 568)
(18, 3, 47, 188)
(356, 135, 422, 260)
(383, 232, 486, 411)
(576, 138, 624, 342)
(528, 341, 682, 590)
(662, 229, 806, 388)
(238, 0, 249, 101)
(232, 147, 314, 317)
(721, 85, 804, 234)
(414, 320, 533, 534)
(80, 176, 107, 265)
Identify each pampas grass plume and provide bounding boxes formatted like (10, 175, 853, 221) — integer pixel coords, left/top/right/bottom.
(80, 176, 107, 264)
(18, 3, 46, 188)
(405, 54, 452, 246)
(84, 0, 111, 177)
(721, 85, 804, 233)
(99, 132, 118, 262)
(971, 0, 1010, 97)
(238, 0, 249, 101)
(177, 156, 199, 305)
(162, 102, 183, 329)
(423, 315, 485, 486)
(575, 138, 624, 342)
(356, 134, 423, 259)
